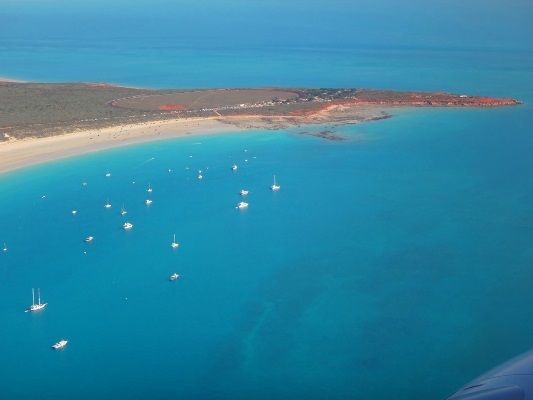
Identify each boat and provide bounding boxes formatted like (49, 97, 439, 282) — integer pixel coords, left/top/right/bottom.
(52, 339, 68, 350)
(236, 201, 249, 209)
(105, 172, 111, 177)
(147, 184, 153, 193)
(25, 288, 47, 312)
(120, 205, 127, 216)
(123, 222, 133, 230)
(239, 189, 249, 196)
(145, 199, 153, 206)
(198, 174, 203, 180)
(84, 236, 94, 243)
(71, 210, 77, 215)
(231, 164, 238, 171)
(171, 234, 179, 249)
(169, 273, 180, 281)
(104, 199, 112, 209)
(2, 242, 7, 252)
(270, 175, 281, 191)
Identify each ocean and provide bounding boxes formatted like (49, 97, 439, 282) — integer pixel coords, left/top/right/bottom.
(1, 2, 533, 399)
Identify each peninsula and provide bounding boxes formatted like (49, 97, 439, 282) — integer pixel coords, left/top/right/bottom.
(0, 81, 520, 173)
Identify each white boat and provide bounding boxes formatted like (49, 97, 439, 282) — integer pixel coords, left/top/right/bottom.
(169, 273, 180, 281)
(25, 288, 47, 312)
(120, 205, 127, 216)
(231, 164, 238, 171)
(123, 222, 133, 230)
(71, 210, 77, 215)
(52, 339, 68, 350)
(145, 199, 153, 206)
(270, 175, 281, 191)
(171, 234, 179, 249)
(236, 201, 249, 209)
(239, 189, 249, 196)
(198, 174, 203, 180)
(105, 172, 111, 177)
(147, 184, 153, 193)
(84, 236, 94, 243)
(2, 242, 7, 252)
(104, 199, 112, 209)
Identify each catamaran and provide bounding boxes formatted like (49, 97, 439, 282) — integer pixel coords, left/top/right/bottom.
(123, 222, 133, 230)
(171, 234, 179, 249)
(270, 175, 281, 191)
(52, 339, 68, 350)
(236, 201, 249, 209)
(25, 288, 47, 312)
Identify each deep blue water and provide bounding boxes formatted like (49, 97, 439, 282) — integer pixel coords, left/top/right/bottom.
(1, 2, 533, 399)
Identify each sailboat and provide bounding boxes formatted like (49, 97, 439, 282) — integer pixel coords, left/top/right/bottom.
(25, 288, 47, 312)
(171, 234, 179, 249)
(2, 242, 7, 252)
(120, 205, 127, 216)
(147, 184, 153, 193)
(104, 199, 112, 209)
(270, 175, 281, 191)
(52, 339, 68, 350)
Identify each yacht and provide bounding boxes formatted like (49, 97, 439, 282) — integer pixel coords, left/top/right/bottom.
(147, 184, 153, 193)
(25, 288, 47, 312)
(104, 199, 112, 209)
(171, 234, 179, 249)
(123, 222, 133, 230)
(84, 236, 94, 243)
(270, 175, 281, 191)
(236, 201, 249, 209)
(169, 273, 180, 281)
(231, 164, 238, 171)
(52, 339, 68, 350)
(145, 199, 153, 206)
(239, 189, 249, 196)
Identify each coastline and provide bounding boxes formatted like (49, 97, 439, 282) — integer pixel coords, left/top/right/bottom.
(0, 103, 391, 175)
(0, 117, 240, 175)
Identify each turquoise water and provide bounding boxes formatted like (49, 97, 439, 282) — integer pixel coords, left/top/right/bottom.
(1, 1, 533, 398)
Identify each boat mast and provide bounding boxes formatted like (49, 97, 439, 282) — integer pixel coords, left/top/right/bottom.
(32, 288, 35, 306)
(38, 288, 41, 306)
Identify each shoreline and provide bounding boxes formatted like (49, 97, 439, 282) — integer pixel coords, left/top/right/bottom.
(0, 117, 242, 175)
(0, 102, 392, 175)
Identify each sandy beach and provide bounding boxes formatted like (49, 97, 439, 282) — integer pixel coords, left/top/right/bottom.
(0, 117, 239, 175)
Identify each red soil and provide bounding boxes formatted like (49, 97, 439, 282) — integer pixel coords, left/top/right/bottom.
(159, 103, 187, 111)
